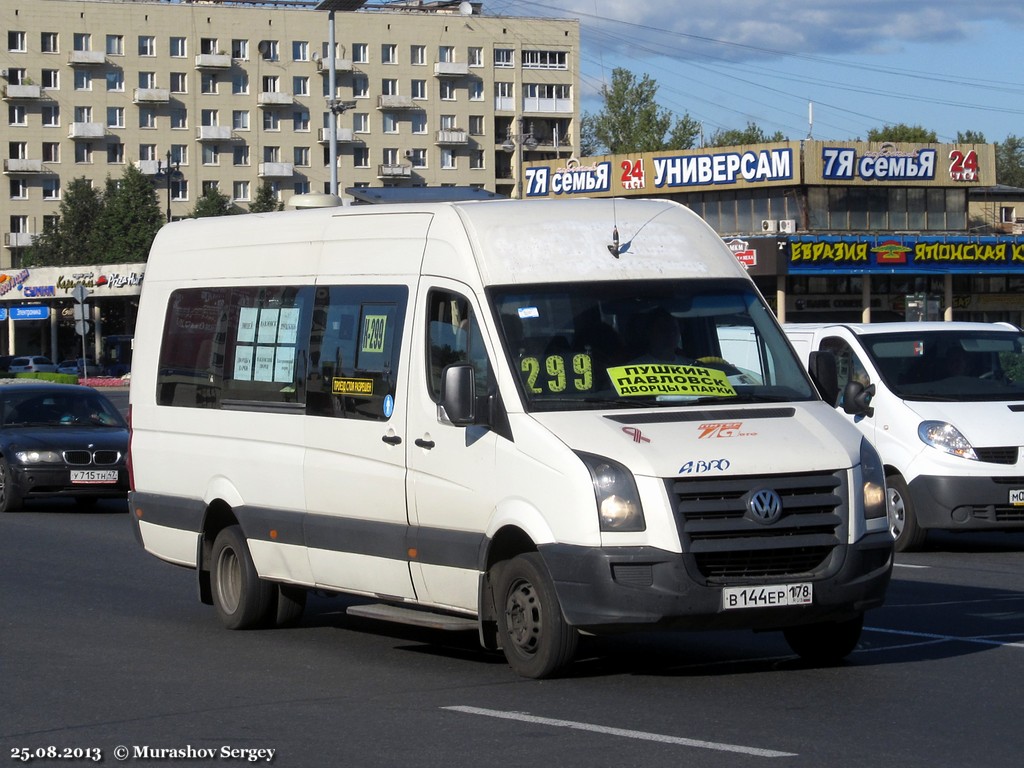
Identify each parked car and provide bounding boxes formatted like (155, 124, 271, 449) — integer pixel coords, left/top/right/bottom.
(0, 381, 129, 512)
(56, 358, 98, 376)
(7, 356, 57, 374)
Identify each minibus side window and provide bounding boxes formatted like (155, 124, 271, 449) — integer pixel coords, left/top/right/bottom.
(306, 284, 408, 421)
(426, 289, 491, 401)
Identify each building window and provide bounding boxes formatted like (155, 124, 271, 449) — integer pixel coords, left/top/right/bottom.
(293, 76, 309, 97)
(294, 146, 310, 167)
(261, 75, 279, 93)
(292, 40, 309, 61)
(352, 42, 368, 64)
(382, 78, 398, 96)
(74, 70, 92, 91)
(293, 181, 311, 196)
(170, 72, 187, 93)
(233, 145, 250, 166)
(469, 80, 483, 101)
(232, 72, 249, 95)
(382, 113, 399, 134)
(438, 45, 455, 63)
(411, 113, 427, 134)
(411, 45, 425, 65)
(263, 111, 280, 131)
(353, 74, 368, 99)
(139, 144, 157, 161)
(201, 73, 218, 94)
(469, 47, 483, 67)
(74, 106, 92, 123)
(42, 142, 60, 163)
(170, 145, 187, 165)
(202, 145, 219, 165)
(382, 43, 397, 64)
(233, 180, 250, 201)
(264, 146, 280, 163)
(107, 106, 125, 128)
(259, 40, 279, 62)
(106, 34, 124, 56)
(409, 148, 426, 168)
(200, 38, 219, 55)
(232, 39, 249, 60)
(293, 110, 310, 131)
(468, 115, 484, 135)
(42, 178, 61, 199)
(494, 48, 514, 68)
(106, 70, 124, 92)
(8, 105, 27, 126)
(10, 179, 28, 199)
(138, 35, 155, 57)
(522, 50, 568, 69)
(411, 79, 426, 100)
(441, 148, 456, 169)
(41, 32, 59, 54)
(470, 149, 485, 169)
(233, 110, 250, 131)
(201, 109, 218, 127)
(171, 179, 188, 202)
(138, 108, 156, 129)
(42, 70, 59, 90)
(170, 37, 186, 58)
(353, 113, 368, 133)
(7, 31, 26, 52)
(42, 105, 60, 127)
(107, 143, 125, 164)
(353, 146, 369, 168)
(439, 80, 455, 101)
(73, 33, 91, 52)
(171, 109, 188, 129)
(74, 143, 93, 164)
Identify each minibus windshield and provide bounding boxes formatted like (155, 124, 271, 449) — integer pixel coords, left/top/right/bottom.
(490, 279, 816, 412)
(859, 328, 1024, 402)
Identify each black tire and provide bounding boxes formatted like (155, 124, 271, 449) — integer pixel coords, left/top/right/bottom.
(493, 553, 578, 679)
(210, 525, 275, 630)
(275, 585, 307, 628)
(783, 613, 864, 665)
(887, 473, 926, 552)
(0, 458, 22, 513)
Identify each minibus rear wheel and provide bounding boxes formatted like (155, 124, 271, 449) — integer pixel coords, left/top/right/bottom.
(211, 525, 275, 630)
(494, 553, 578, 679)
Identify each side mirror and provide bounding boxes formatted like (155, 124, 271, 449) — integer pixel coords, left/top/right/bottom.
(439, 363, 475, 426)
(842, 381, 875, 417)
(808, 350, 839, 406)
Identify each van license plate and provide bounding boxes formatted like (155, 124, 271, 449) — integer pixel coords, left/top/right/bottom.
(723, 583, 813, 610)
(1010, 489, 1024, 506)
(71, 470, 118, 484)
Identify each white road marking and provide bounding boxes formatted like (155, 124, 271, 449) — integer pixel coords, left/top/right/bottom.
(865, 626, 1024, 649)
(442, 705, 797, 758)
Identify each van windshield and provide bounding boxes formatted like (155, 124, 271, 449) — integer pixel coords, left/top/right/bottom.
(859, 328, 1024, 402)
(489, 278, 816, 411)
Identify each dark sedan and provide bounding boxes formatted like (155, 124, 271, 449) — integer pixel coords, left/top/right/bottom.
(0, 382, 129, 512)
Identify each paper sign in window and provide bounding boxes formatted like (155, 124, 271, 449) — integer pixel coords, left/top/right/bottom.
(362, 314, 387, 354)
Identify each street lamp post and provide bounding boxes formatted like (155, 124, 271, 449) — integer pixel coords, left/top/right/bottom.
(502, 117, 538, 199)
(153, 150, 183, 223)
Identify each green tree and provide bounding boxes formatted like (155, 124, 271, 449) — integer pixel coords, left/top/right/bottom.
(88, 165, 164, 263)
(585, 68, 700, 155)
(956, 130, 987, 144)
(22, 177, 103, 266)
(248, 183, 283, 213)
(707, 122, 785, 148)
(865, 124, 938, 143)
(191, 185, 236, 217)
(995, 135, 1024, 187)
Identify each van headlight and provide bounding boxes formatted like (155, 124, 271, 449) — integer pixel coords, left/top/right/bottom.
(576, 452, 646, 532)
(860, 439, 887, 520)
(918, 421, 978, 460)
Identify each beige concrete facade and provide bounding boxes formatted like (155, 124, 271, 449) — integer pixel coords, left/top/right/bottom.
(2, 0, 579, 268)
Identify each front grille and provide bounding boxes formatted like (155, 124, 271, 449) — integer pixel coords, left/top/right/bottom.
(975, 447, 1020, 465)
(670, 471, 845, 583)
(63, 449, 122, 466)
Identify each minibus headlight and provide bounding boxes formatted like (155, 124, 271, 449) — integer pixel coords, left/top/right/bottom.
(15, 450, 63, 464)
(859, 439, 887, 520)
(918, 420, 978, 460)
(577, 452, 646, 532)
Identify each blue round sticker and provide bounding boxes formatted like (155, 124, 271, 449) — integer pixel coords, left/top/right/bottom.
(383, 394, 394, 418)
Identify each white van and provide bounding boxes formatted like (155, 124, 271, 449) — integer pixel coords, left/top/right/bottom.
(784, 321, 1024, 551)
(128, 198, 893, 678)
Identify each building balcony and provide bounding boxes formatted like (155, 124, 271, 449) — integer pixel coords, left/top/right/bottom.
(318, 127, 355, 144)
(135, 159, 161, 175)
(258, 92, 294, 107)
(377, 163, 411, 179)
(4, 159, 44, 174)
(68, 122, 106, 140)
(197, 125, 233, 142)
(522, 97, 573, 114)
(316, 58, 353, 74)
(377, 94, 415, 110)
(4, 232, 36, 249)
(3, 84, 42, 100)
(433, 62, 469, 78)
(435, 129, 468, 145)
(194, 53, 232, 70)
(494, 96, 514, 112)
(258, 162, 294, 178)
(68, 51, 106, 66)
(133, 88, 170, 104)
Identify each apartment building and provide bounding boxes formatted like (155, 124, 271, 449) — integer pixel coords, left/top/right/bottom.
(1, 0, 580, 268)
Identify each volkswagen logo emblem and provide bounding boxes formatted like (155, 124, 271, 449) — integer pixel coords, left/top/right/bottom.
(748, 488, 783, 524)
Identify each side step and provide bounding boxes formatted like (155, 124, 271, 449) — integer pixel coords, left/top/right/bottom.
(346, 603, 478, 632)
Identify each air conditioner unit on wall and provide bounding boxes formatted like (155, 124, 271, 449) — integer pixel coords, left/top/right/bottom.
(761, 219, 777, 233)
(778, 219, 797, 234)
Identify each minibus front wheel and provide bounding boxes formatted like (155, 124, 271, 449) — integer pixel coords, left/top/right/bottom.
(493, 553, 578, 678)
(211, 525, 275, 630)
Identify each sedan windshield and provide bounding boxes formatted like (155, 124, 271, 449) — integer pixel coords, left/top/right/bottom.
(490, 278, 816, 411)
(859, 329, 1024, 402)
(1, 391, 125, 427)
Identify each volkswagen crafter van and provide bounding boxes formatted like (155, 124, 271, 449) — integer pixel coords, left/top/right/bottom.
(128, 198, 893, 678)
(786, 321, 1024, 551)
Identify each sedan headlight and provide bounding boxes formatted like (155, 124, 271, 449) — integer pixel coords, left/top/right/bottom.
(918, 420, 978, 460)
(859, 439, 887, 520)
(576, 451, 645, 532)
(14, 450, 64, 465)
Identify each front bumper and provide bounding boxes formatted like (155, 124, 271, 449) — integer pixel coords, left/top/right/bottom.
(539, 531, 893, 633)
(909, 474, 1024, 530)
(11, 465, 128, 500)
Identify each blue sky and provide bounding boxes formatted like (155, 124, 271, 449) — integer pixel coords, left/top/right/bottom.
(483, 0, 1024, 144)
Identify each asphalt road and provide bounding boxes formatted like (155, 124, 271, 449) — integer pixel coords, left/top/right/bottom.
(3, 499, 1024, 768)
